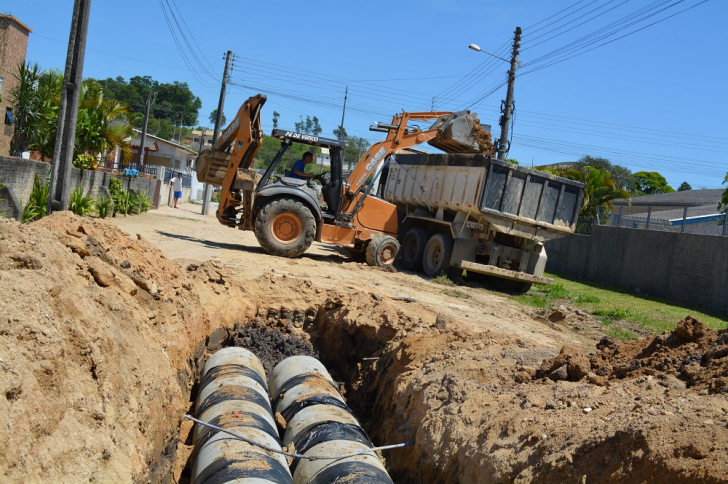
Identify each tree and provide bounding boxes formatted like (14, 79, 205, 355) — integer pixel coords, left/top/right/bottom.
(209, 109, 226, 127)
(9, 63, 61, 158)
(294, 115, 322, 136)
(719, 172, 728, 220)
(633, 171, 674, 195)
(95, 75, 201, 138)
(344, 136, 371, 169)
(678, 181, 692, 191)
(272, 111, 280, 130)
(577, 155, 634, 191)
(505, 158, 519, 165)
(557, 165, 631, 221)
(333, 125, 347, 140)
(74, 80, 134, 162)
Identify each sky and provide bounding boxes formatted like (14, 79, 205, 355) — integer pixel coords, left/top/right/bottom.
(5, 0, 728, 189)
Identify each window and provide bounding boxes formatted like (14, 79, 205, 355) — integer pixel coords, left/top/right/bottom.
(5, 107, 15, 125)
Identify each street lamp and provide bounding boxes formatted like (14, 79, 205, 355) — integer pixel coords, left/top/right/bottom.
(468, 44, 509, 63)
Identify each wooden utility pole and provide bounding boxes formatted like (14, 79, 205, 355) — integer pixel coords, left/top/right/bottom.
(48, 0, 91, 214)
(137, 90, 152, 172)
(497, 26, 521, 161)
(202, 50, 232, 216)
(338, 86, 348, 139)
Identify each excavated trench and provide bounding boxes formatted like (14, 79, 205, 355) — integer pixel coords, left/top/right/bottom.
(171, 303, 408, 484)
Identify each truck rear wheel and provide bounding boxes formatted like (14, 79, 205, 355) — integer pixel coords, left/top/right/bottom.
(366, 235, 400, 267)
(423, 233, 454, 277)
(400, 227, 428, 271)
(254, 198, 315, 258)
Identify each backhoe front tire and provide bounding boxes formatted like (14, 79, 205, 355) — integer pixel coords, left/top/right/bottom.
(254, 198, 315, 258)
(400, 227, 428, 271)
(366, 235, 400, 267)
(423, 233, 454, 277)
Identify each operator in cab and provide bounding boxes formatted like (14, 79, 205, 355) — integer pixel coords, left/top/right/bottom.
(290, 152, 316, 180)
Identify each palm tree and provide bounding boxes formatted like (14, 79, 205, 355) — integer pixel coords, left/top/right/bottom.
(557, 166, 631, 223)
(75, 80, 134, 163)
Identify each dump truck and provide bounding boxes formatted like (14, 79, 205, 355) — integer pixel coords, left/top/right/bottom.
(196, 93, 583, 292)
(379, 152, 584, 292)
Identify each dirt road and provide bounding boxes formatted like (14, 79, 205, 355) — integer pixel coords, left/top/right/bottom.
(111, 203, 595, 353)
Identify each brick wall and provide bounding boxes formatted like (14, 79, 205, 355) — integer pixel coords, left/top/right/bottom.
(0, 15, 32, 156)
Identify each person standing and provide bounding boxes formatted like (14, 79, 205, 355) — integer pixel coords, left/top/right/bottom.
(290, 152, 316, 180)
(169, 172, 183, 208)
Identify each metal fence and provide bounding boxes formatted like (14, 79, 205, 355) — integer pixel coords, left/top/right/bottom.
(99, 160, 158, 177)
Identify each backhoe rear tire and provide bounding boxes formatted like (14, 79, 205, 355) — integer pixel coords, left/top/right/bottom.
(254, 198, 315, 258)
(400, 227, 428, 271)
(423, 233, 454, 278)
(366, 235, 400, 267)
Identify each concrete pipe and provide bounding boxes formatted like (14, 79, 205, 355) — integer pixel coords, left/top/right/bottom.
(268, 355, 347, 422)
(191, 347, 293, 484)
(270, 356, 394, 484)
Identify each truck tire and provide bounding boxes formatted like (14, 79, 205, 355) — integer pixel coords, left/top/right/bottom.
(366, 235, 400, 267)
(254, 198, 315, 258)
(423, 233, 454, 277)
(400, 227, 428, 271)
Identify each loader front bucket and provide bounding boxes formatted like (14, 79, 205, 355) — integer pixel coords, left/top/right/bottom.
(196, 149, 231, 185)
(428, 111, 496, 156)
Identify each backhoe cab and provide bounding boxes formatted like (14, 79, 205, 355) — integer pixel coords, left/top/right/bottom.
(196, 93, 489, 267)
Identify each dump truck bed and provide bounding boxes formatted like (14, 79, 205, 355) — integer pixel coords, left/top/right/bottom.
(384, 152, 584, 240)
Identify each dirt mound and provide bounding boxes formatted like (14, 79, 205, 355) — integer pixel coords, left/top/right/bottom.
(0, 213, 263, 483)
(231, 319, 317, 373)
(537, 316, 728, 392)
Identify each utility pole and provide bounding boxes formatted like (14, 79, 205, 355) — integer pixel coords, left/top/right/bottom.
(137, 90, 152, 172)
(497, 26, 521, 161)
(338, 86, 348, 139)
(202, 50, 232, 216)
(47, 0, 91, 214)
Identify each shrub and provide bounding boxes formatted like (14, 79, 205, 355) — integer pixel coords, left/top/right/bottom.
(108, 178, 128, 215)
(68, 186, 94, 216)
(22, 174, 49, 222)
(95, 193, 112, 218)
(137, 191, 153, 212)
(127, 190, 141, 214)
(72, 153, 98, 170)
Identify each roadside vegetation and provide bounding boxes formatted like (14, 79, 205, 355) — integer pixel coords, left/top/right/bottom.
(512, 272, 727, 337)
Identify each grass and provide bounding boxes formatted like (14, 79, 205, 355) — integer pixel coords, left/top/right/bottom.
(432, 275, 455, 286)
(512, 271, 727, 338)
(443, 288, 471, 299)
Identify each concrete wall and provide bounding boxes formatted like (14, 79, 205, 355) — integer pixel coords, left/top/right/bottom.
(0, 155, 191, 214)
(545, 225, 728, 315)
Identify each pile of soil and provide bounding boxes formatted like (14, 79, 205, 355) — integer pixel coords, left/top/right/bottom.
(231, 319, 317, 373)
(537, 316, 728, 393)
(0, 214, 323, 483)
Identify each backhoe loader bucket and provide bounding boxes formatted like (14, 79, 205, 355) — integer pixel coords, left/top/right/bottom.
(428, 111, 496, 156)
(195, 149, 231, 185)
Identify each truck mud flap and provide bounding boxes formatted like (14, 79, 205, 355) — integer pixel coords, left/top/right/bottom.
(459, 260, 552, 285)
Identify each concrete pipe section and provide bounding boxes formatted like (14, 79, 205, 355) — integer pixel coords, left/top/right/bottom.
(269, 355, 394, 484)
(191, 347, 293, 484)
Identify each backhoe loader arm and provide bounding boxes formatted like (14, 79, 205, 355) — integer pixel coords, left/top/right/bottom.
(194, 94, 266, 227)
(213, 93, 267, 170)
(345, 111, 452, 196)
